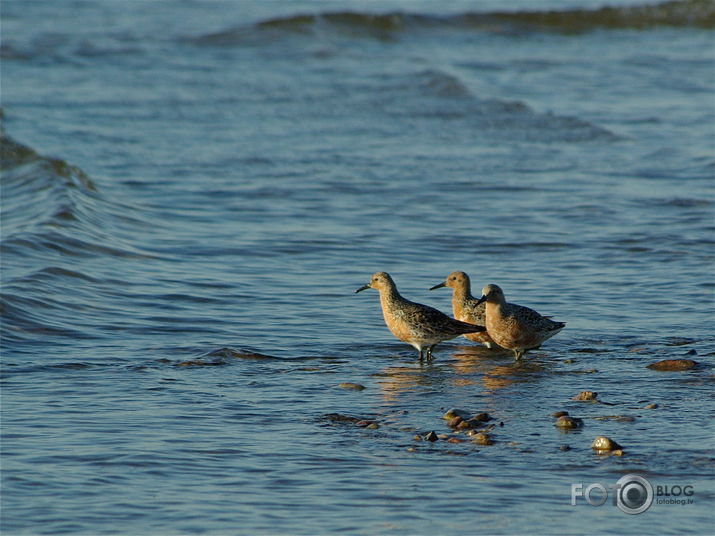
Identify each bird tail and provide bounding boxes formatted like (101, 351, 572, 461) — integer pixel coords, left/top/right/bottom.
(453, 320, 487, 334)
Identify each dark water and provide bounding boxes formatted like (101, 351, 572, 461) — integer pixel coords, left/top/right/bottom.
(2, 0, 714, 534)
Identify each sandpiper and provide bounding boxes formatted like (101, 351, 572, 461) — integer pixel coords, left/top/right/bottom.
(429, 271, 497, 349)
(476, 284, 565, 359)
(355, 272, 486, 360)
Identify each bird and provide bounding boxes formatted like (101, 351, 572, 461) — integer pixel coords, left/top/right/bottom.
(355, 272, 486, 360)
(475, 284, 565, 360)
(429, 271, 497, 349)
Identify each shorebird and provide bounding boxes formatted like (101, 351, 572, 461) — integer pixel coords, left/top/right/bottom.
(476, 284, 565, 360)
(355, 272, 486, 360)
(429, 271, 497, 349)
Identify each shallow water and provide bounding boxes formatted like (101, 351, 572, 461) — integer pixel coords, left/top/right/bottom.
(2, 0, 714, 534)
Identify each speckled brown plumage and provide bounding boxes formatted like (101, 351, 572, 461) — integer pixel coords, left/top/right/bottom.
(356, 272, 486, 360)
(430, 271, 497, 348)
(476, 284, 565, 359)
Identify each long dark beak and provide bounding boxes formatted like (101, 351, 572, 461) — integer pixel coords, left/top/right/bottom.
(355, 284, 370, 293)
(475, 295, 487, 305)
(429, 281, 446, 291)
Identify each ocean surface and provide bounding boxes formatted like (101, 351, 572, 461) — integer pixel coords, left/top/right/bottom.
(1, 0, 714, 534)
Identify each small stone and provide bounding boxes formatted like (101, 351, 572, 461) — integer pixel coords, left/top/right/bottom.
(555, 416, 583, 429)
(560, 444, 571, 451)
(457, 420, 471, 430)
(425, 431, 439, 442)
(339, 382, 365, 391)
(563, 358, 575, 364)
(591, 435, 623, 452)
(473, 412, 492, 422)
(413, 435, 423, 441)
(499, 421, 504, 427)
(406, 447, 416, 452)
(367, 422, 380, 430)
(684, 349, 697, 356)
(644, 403, 659, 409)
(437, 434, 450, 440)
(471, 432, 493, 446)
(611, 449, 625, 456)
(647, 359, 698, 371)
(572, 391, 598, 401)
(355, 420, 372, 428)
(448, 416, 463, 428)
(443, 408, 470, 420)
(553, 411, 569, 418)
(447, 437, 464, 444)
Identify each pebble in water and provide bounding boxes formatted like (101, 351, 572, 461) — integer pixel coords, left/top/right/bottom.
(338, 382, 366, 391)
(647, 359, 698, 371)
(425, 431, 439, 442)
(555, 415, 583, 429)
(448, 416, 464, 428)
(553, 410, 569, 418)
(465, 427, 493, 436)
(447, 411, 492, 430)
(355, 420, 380, 429)
(591, 435, 623, 452)
(471, 432, 494, 446)
(443, 408, 471, 420)
(572, 391, 598, 401)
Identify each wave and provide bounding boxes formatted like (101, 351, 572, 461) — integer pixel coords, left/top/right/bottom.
(1, 114, 156, 346)
(1, 111, 151, 252)
(190, 0, 715, 46)
(1, 112, 97, 235)
(371, 70, 620, 142)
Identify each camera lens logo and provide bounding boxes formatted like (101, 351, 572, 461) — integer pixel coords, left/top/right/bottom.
(616, 474, 654, 514)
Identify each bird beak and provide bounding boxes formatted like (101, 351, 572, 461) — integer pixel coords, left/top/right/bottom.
(476, 295, 487, 305)
(355, 284, 370, 293)
(429, 282, 446, 291)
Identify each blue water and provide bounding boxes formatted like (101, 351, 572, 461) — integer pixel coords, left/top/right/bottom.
(2, 1, 714, 534)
